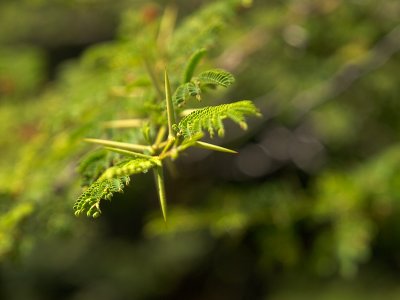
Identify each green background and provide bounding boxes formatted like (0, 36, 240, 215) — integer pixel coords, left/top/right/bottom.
(1, 0, 400, 299)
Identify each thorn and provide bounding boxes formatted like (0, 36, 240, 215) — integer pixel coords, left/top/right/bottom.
(84, 138, 150, 152)
(194, 141, 237, 154)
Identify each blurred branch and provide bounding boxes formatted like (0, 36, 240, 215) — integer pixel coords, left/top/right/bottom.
(291, 24, 400, 120)
(247, 24, 400, 128)
(217, 27, 269, 71)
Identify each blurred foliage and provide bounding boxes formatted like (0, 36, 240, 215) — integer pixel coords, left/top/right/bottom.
(1, 0, 400, 299)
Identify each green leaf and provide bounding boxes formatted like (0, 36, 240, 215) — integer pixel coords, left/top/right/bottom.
(174, 100, 260, 138)
(197, 69, 235, 88)
(172, 82, 201, 107)
(74, 177, 130, 218)
(183, 48, 207, 83)
(99, 158, 159, 180)
(173, 68, 234, 108)
(78, 149, 111, 186)
(75, 157, 158, 218)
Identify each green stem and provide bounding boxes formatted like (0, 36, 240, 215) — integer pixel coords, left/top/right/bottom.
(154, 126, 167, 148)
(152, 140, 169, 151)
(159, 137, 175, 159)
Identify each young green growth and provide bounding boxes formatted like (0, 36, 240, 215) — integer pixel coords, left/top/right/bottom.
(173, 69, 235, 107)
(74, 49, 260, 221)
(174, 100, 260, 138)
(183, 48, 207, 83)
(197, 69, 235, 87)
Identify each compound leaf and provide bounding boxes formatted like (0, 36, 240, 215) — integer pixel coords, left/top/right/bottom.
(99, 158, 159, 180)
(183, 48, 207, 83)
(75, 157, 158, 218)
(74, 177, 130, 218)
(174, 100, 260, 138)
(173, 82, 201, 107)
(197, 69, 235, 88)
(78, 149, 113, 186)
